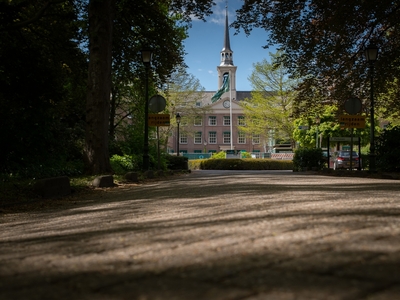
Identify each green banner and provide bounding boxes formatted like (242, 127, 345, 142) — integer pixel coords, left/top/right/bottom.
(211, 74, 229, 103)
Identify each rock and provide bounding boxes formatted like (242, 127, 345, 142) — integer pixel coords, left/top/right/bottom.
(92, 175, 114, 188)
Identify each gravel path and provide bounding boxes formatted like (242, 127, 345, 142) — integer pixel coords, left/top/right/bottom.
(1, 170, 400, 300)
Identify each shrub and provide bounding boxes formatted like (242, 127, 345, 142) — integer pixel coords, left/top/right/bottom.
(110, 154, 137, 175)
(293, 148, 325, 171)
(2, 158, 84, 180)
(199, 158, 293, 170)
(210, 151, 226, 159)
(375, 125, 400, 172)
(240, 151, 252, 158)
(165, 154, 188, 170)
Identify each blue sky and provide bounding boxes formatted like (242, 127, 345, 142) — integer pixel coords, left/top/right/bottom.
(183, 0, 277, 92)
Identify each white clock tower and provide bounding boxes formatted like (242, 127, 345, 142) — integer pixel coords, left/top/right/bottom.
(217, 5, 237, 101)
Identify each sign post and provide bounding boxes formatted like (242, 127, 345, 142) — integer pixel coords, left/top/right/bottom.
(339, 115, 366, 128)
(148, 114, 170, 126)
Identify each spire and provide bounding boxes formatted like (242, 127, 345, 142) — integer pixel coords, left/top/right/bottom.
(222, 5, 231, 52)
(220, 3, 233, 66)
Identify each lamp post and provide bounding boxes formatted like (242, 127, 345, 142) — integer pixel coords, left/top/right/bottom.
(365, 42, 378, 172)
(203, 141, 207, 153)
(141, 48, 152, 170)
(315, 115, 321, 148)
(176, 113, 181, 156)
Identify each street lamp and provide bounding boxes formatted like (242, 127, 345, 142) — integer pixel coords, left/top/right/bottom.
(176, 113, 181, 156)
(365, 42, 378, 172)
(315, 115, 321, 148)
(203, 141, 207, 153)
(141, 48, 152, 170)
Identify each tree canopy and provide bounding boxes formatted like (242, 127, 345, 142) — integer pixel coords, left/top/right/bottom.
(0, 0, 216, 177)
(240, 52, 297, 148)
(232, 0, 400, 115)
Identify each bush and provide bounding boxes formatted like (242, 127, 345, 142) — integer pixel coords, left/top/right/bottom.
(240, 151, 252, 158)
(199, 158, 293, 170)
(375, 125, 400, 172)
(1, 158, 84, 180)
(210, 151, 226, 159)
(293, 148, 325, 172)
(165, 154, 188, 170)
(110, 154, 138, 175)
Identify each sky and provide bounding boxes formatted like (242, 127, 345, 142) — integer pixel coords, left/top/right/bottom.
(183, 0, 277, 92)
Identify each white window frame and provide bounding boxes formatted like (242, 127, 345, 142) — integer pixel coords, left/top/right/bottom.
(209, 116, 217, 126)
(252, 134, 260, 144)
(223, 116, 230, 126)
(209, 131, 217, 144)
(238, 132, 246, 144)
(194, 132, 202, 144)
(223, 132, 231, 144)
(180, 132, 188, 144)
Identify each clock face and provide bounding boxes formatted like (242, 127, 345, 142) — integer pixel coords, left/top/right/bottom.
(223, 100, 230, 108)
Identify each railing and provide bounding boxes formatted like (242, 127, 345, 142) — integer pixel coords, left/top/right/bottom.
(182, 153, 212, 160)
(181, 152, 294, 160)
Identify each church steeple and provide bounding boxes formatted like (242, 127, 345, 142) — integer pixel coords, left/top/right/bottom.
(216, 3, 237, 98)
(220, 5, 233, 66)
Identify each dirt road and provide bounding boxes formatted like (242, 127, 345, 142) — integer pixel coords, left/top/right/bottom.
(1, 170, 400, 299)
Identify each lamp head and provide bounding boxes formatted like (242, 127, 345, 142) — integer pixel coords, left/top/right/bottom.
(365, 42, 379, 62)
(141, 48, 153, 64)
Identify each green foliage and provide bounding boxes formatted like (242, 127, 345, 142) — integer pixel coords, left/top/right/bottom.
(1, 159, 84, 180)
(293, 105, 374, 149)
(241, 51, 296, 146)
(210, 151, 226, 159)
(0, 1, 87, 176)
(233, 1, 400, 112)
(199, 159, 293, 170)
(188, 159, 202, 170)
(240, 151, 252, 158)
(292, 148, 325, 172)
(375, 125, 400, 172)
(165, 155, 188, 170)
(110, 155, 138, 175)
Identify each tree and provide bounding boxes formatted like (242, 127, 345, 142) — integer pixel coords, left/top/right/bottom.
(293, 105, 376, 149)
(240, 52, 298, 150)
(84, 0, 215, 174)
(84, 0, 114, 174)
(0, 0, 87, 177)
(160, 68, 208, 150)
(232, 1, 400, 115)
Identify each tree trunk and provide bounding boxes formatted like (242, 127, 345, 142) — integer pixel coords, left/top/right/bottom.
(84, 0, 114, 174)
(109, 85, 117, 141)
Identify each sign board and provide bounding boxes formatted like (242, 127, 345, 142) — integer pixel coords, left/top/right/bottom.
(298, 125, 309, 130)
(339, 115, 366, 128)
(149, 95, 166, 113)
(330, 137, 359, 142)
(148, 114, 170, 126)
(344, 98, 362, 114)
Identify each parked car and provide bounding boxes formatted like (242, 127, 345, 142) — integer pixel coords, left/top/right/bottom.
(331, 150, 360, 170)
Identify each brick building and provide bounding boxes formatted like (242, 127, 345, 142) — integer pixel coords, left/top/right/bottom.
(167, 8, 275, 155)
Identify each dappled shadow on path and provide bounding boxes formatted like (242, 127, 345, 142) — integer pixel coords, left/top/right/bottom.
(1, 171, 400, 299)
